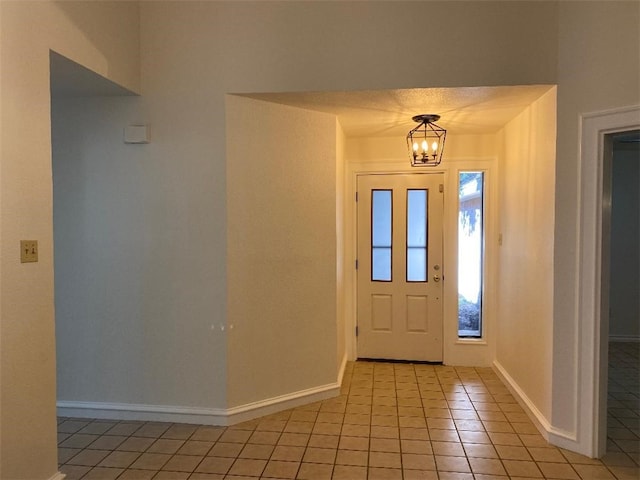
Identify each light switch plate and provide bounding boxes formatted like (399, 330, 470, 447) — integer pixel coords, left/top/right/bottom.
(21, 240, 38, 263)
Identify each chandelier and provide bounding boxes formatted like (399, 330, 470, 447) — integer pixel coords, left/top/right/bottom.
(407, 114, 446, 166)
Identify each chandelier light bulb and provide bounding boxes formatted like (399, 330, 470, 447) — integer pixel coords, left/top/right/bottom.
(413, 142, 419, 152)
(421, 140, 428, 152)
(432, 141, 438, 152)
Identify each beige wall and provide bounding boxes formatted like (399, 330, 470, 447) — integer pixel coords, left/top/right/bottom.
(226, 96, 338, 407)
(336, 122, 347, 373)
(0, 2, 139, 478)
(553, 0, 640, 435)
(496, 88, 557, 421)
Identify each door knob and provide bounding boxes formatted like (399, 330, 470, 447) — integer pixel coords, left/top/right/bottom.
(433, 275, 441, 282)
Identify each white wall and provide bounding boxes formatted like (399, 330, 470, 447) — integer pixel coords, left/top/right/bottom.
(226, 96, 338, 407)
(495, 88, 557, 423)
(0, 2, 139, 478)
(609, 143, 640, 340)
(552, 0, 640, 439)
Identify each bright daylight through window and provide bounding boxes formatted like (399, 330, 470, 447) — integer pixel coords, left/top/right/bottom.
(458, 172, 484, 338)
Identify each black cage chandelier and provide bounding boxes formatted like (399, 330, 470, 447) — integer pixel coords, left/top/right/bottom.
(407, 114, 446, 167)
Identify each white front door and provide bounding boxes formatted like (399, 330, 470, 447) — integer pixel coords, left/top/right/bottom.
(357, 173, 444, 362)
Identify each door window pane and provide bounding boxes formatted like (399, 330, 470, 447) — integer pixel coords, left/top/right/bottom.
(458, 172, 484, 337)
(372, 190, 392, 281)
(407, 189, 427, 282)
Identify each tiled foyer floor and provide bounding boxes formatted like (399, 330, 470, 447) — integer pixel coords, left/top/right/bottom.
(58, 347, 639, 479)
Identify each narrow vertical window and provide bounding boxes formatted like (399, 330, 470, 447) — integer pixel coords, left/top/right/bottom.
(372, 190, 392, 281)
(407, 189, 428, 282)
(458, 172, 484, 337)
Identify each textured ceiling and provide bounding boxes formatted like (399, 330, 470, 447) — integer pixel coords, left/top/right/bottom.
(241, 85, 555, 137)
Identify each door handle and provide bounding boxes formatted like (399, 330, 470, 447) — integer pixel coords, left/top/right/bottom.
(433, 275, 441, 282)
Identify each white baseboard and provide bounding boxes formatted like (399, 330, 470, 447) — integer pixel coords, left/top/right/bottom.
(609, 335, 640, 343)
(492, 361, 578, 448)
(58, 361, 348, 426)
(48, 472, 66, 480)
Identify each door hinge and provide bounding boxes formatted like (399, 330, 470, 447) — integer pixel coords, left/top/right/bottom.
(355, 259, 359, 270)
(355, 325, 359, 337)
(439, 184, 444, 193)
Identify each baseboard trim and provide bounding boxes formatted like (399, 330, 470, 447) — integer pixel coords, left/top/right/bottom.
(48, 472, 66, 480)
(492, 361, 578, 448)
(58, 361, 348, 426)
(609, 335, 640, 343)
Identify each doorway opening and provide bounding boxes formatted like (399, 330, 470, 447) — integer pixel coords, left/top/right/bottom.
(602, 130, 640, 462)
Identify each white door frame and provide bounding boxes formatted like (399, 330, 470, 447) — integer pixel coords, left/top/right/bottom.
(577, 105, 640, 457)
(343, 158, 496, 366)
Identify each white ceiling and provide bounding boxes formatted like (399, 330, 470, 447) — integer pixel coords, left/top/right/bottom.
(240, 85, 555, 137)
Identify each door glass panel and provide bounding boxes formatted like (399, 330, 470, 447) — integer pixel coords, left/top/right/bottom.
(458, 172, 484, 337)
(407, 189, 427, 282)
(372, 190, 392, 281)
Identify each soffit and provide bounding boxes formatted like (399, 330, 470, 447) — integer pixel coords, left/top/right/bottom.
(239, 85, 555, 137)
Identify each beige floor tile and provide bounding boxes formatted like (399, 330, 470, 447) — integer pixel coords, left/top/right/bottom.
(600, 451, 638, 467)
(429, 429, 460, 442)
(398, 416, 427, 428)
(432, 441, 465, 457)
(219, 429, 252, 443)
(248, 430, 280, 445)
(560, 449, 603, 465)
(313, 423, 342, 436)
(401, 439, 432, 455)
(194, 456, 234, 475)
(60, 434, 100, 449)
(188, 473, 224, 480)
(271, 445, 305, 462)
(81, 466, 124, 480)
(572, 463, 618, 479)
(399, 427, 429, 441)
(367, 467, 403, 480)
(340, 424, 370, 437)
(129, 452, 171, 470)
(607, 465, 640, 480)
(307, 434, 339, 449)
(296, 462, 333, 479)
(370, 426, 399, 439)
(104, 423, 143, 437)
(238, 443, 274, 460)
(161, 454, 202, 472)
(277, 432, 310, 446)
(117, 436, 155, 452)
(468, 457, 507, 475)
(402, 453, 436, 470)
(537, 461, 581, 479)
(262, 459, 300, 479)
(191, 426, 225, 442)
(332, 464, 367, 480)
(528, 446, 568, 463)
(153, 471, 189, 480)
(116, 468, 156, 479)
(227, 458, 267, 476)
(147, 438, 185, 454)
(208, 442, 243, 458)
(335, 449, 368, 466)
(496, 444, 533, 460)
(338, 436, 369, 451)
(161, 424, 197, 440)
(403, 468, 438, 480)
(86, 435, 128, 451)
(303, 447, 337, 464)
(290, 410, 318, 423)
(98, 451, 140, 468)
(58, 447, 82, 464)
(473, 475, 509, 480)
(502, 459, 544, 478)
(369, 438, 400, 453)
(256, 419, 287, 432)
(134, 423, 171, 438)
(488, 431, 524, 446)
(462, 442, 498, 459)
(67, 449, 111, 467)
(458, 430, 491, 444)
(434, 455, 471, 473)
(520, 433, 551, 447)
(59, 464, 92, 480)
(369, 451, 401, 469)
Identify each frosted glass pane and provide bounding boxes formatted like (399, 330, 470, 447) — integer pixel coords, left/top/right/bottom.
(372, 190, 392, 247)
(372, 247, 391, 281)
(407, 190, 427, 247)
(407, 248, 426, 282)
